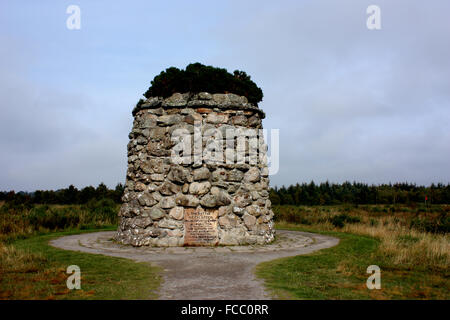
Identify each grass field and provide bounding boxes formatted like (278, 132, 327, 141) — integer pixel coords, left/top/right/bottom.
(0, 201, 162, 300)
(256, 205, 449, 300)
(0, 228, 162, 299)
(0, 200, 119, 243)
(1, 202, 448, 299)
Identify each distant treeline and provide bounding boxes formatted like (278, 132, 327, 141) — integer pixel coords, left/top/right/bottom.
(2, 181, 450, 206)
(269, 182, 450, 205)
(0, 183, 124, 205)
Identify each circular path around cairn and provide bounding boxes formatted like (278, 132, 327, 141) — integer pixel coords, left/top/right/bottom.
(50, 230, 339, 300)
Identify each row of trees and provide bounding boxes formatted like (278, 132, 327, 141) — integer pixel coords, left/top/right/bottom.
(0, 183, 124, 205)
(2, 181, 450, 206)
(269, 182, 450, 206)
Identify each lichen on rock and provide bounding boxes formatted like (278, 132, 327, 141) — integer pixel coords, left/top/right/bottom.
(116, 92, 275, 247)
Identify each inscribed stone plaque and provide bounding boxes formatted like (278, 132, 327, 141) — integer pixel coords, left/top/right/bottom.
(184, 208, 219, 246)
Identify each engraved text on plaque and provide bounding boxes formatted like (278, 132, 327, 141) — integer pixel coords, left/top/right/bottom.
(184, 208, 219, 246)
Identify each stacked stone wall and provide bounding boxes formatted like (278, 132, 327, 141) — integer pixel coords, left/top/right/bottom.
(116, 92, 275, 246)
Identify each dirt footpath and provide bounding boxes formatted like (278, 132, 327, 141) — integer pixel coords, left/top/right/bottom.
(50, 230, 339, 299)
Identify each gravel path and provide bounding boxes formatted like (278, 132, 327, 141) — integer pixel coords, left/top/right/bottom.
(50, 230, 339, 300)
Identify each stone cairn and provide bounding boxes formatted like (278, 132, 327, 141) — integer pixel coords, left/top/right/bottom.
(115, 92, 275, 246)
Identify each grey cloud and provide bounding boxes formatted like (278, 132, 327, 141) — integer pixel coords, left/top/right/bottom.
(0, 38, 130, 191)
(1, 0, 449, 191)
(208, 0, 450, 186)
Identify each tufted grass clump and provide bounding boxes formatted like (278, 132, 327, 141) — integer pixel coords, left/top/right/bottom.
(0, 200, 119, 242)
(272, 204, 449, 271)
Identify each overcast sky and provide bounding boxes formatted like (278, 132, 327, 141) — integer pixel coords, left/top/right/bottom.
(1, 0, 449, 191)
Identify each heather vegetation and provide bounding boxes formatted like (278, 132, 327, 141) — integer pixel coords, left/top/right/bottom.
(0, 230, 161, 299)
(257, 204, 449, 299)
(1, 181, 449, 299)
(0, 199, 160, 300)
(140, 63, 263, 104)
(273, 204, 450, 234)
(0, 183, 122, 243)
(0, 200, 118, 243)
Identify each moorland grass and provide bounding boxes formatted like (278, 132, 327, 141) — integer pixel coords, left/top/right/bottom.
(0, 228, 162, 300)
(255, 219, 449, 300)
(1, 202, 448, 300)
(0, 202, 162, 300)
